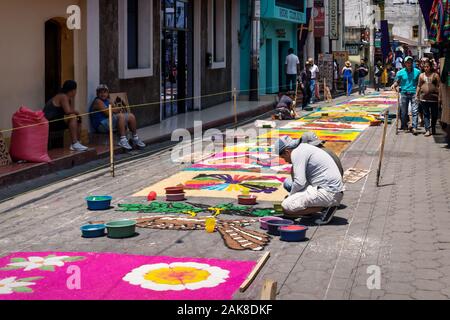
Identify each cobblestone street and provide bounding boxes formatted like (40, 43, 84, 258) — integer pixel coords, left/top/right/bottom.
(1, 93, 449, 300)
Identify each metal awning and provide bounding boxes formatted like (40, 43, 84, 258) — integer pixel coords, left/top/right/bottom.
(392, 35, 429, 48)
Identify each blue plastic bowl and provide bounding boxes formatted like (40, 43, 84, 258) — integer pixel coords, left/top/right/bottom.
(266, 219, 294, 236)
(279, 225, 309, 242)
(86, 196, 113, 211)
(80, 224, 106, 238)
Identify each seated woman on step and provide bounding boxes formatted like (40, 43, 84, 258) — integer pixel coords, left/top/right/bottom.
(89, 85, 146, 151)
(43, 80, 88, 152)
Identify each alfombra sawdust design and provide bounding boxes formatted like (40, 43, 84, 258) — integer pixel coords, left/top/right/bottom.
(135, 216, 271, 251)
(134, 171, 289, 201)
(0, 252, 256, 300)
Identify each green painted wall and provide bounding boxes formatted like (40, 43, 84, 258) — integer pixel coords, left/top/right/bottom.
(259, 20, 298, 94)
(240, 0, 303, 95)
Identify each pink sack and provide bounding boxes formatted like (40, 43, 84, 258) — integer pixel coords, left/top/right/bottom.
(9, 106, 51, 163)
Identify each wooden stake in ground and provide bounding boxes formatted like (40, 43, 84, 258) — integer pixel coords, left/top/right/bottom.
(260, 279, 277, 300)
(377, 110, 389, 187)
(239, 251, 270, 292)
(109, 104, 115, 178)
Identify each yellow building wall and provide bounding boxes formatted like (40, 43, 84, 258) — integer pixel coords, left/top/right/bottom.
(0, 0, 87, 141)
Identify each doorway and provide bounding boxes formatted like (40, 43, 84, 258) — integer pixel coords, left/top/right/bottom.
(45, 20, 61, 102)
(278, 41, 290, 92)
(45, 18, 74, 103)
(161, 0, 194, 120)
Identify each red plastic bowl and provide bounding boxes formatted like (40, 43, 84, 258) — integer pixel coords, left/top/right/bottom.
(166, 193, 186, 202)
(165, 187, 185, 195)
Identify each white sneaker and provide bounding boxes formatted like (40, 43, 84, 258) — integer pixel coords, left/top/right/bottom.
(70, 141, 89, 152)
(118, 138, 133, 151)
(132, 136, 146, 148)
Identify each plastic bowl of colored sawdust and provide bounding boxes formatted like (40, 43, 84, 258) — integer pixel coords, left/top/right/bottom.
(238, 195, 258, 205)
(86, 196, 113, 211)
(80, 224, 106, 238)
(266, 219, 294, 236)
(166, 193, 187, 202)
(259, 217, 284, 230)
(105, 220, 137, 239)
(165, 186, 185, 195)
(279, 225, 309, 242)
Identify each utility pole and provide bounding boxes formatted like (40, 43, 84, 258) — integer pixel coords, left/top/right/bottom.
(249, 0, 260, 101)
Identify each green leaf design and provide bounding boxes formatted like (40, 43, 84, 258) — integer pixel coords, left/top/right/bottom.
(39, 265, 55, 272)
(10, 258, 27, 263)
(12, 286, 33, 293)
(0, 266, 24, 271)
(44, 255, 57, 259)
(18, 277, 43, 282)
(61, 256, 86, 263)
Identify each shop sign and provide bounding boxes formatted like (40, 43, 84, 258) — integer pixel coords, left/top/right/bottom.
(329, 0, 339, 40)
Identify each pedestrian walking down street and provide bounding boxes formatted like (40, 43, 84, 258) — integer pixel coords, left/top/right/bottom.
(358, 59, 369, 95)
(300, 63, 312, 110)
(391, 56, 421, 135)
(285, 48, 300, 92)
(374, 61, 383, 92)
(342, 61, 353, 96)
(308, 58, 320, 104)
(416, 59, 441, 137)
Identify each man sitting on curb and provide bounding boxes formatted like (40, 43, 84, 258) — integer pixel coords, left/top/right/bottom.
(275, 136, 344, 225)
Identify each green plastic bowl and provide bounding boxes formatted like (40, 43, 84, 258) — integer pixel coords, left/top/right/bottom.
(105, 220, 137, 239)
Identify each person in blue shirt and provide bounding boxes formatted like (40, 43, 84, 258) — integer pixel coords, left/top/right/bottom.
(391, 56, 421, 135)
(90, 85, 146, 150)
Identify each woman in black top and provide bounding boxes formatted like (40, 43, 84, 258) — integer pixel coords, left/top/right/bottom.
(43, 80, 88, 152)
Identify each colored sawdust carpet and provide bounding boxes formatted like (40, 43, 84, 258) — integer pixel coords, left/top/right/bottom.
(135, 216, 271, 251)
(299, 111, 377, 123)
(134, 171, 289, 201)
(117, 202, 278, 217)
(0, 252, 256, 300)
(185, 151, 291, 173)
(133, 91, 396, 203)
(260, 128, 362, 142)
(319, 105, 388, 115)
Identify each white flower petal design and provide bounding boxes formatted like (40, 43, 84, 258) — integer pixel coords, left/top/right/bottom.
(0, 277, 37, 295)
(123, 262, 230, 292)
(6, 255, 70, 271)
